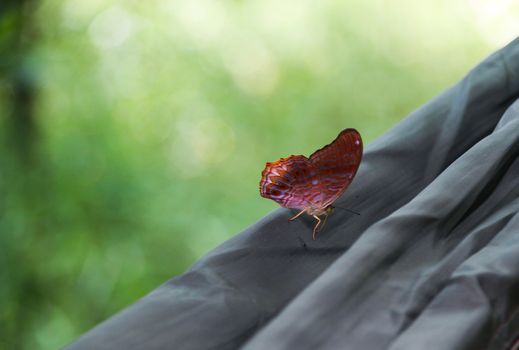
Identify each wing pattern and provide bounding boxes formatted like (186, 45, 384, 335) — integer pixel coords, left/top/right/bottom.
(260, 128, 362, 211)
(260, 155, 320, 210)
(309, 128, 362, 208)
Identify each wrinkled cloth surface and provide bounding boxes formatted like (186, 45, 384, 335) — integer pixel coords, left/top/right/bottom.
(66, 38, 519, 350)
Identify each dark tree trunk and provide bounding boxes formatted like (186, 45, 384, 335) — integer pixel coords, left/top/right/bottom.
(0, 0, 39, 162)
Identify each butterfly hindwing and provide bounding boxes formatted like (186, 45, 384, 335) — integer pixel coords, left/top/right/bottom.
(260, 155, 320, 210)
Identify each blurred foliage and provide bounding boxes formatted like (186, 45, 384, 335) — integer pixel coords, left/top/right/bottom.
(0, 0, 518, 348)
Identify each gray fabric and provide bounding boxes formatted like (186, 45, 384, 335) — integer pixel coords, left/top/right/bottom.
(66, 38, 519, 350)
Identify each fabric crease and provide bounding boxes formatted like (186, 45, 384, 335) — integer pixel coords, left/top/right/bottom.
(66, 38, 519, 350)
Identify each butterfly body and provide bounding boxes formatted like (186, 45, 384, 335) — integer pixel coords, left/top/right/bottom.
(260, 129, 362, 239)
(309, 205, 334, 217)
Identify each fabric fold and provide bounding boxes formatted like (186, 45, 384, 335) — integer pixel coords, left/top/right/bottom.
(67, 38, 519, 350)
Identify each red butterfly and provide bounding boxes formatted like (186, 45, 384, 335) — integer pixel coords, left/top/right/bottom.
(260, 129, 363, 239)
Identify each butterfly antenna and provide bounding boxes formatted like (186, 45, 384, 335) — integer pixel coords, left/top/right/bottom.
(332, 205, 360, 216)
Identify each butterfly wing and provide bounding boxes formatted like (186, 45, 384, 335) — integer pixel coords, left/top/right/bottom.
(260, 155, 320, 210)
(309, 128, 363, 208)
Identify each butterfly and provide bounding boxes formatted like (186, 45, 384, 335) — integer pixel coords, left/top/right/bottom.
(259, 128, 363, 240)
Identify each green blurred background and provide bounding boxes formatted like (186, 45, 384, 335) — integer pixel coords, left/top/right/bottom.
(0, 0, 518, 348)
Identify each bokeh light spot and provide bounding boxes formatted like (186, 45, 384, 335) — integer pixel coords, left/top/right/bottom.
(223, 42, 279, 96)
(172, 109, 236, 177)
(89, 6, 136, 49)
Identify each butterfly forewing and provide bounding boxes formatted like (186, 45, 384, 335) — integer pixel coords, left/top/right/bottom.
(260, 155, 320, 210)
(309, 129, 363, 208)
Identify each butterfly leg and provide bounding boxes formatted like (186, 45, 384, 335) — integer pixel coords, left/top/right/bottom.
(289, 209, 306, 221)
(317, 213, 329, 233)
(312, 215, 322, 240)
